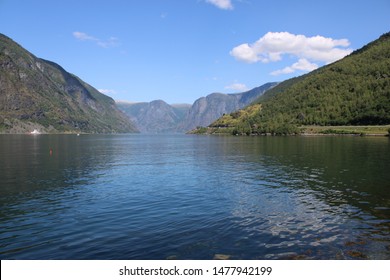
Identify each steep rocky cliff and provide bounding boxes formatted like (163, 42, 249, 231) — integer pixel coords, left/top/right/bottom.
(0, 33, 137, 133)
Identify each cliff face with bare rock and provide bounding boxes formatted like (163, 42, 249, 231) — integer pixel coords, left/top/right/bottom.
(179, 83, 278, 132)
(0, 33, 138, 133)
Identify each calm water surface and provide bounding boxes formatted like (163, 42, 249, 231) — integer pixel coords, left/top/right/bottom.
(0, 134, 389, 259)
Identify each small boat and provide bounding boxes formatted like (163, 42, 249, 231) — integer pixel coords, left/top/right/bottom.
(30, 129, 41, 135)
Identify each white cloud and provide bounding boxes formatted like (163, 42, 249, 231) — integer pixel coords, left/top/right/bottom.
(230, 31, 353, 75)
(205, 0, 233, 10)
(98, 89, 117, 95)
(230, 43, 260, 63)
(271, 58, 318, 76)
(97, 37, 119, 48)
(225, 83, 249, 92)
(73, 31, 97, 41)
(73, 31, 119, 48)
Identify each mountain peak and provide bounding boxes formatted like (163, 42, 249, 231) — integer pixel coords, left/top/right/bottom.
(116, 82, 277, 133)
(179, 82, 278, 131)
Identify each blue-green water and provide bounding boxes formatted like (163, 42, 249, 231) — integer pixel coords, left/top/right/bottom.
(0, 134, 389, 259)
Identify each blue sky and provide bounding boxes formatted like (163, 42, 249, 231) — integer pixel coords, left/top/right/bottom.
(1, 0, 389, 104)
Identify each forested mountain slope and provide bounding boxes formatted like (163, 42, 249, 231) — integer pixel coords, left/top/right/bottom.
(206, 32, 390, 135)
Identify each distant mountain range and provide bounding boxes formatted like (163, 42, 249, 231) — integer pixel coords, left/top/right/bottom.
(116, 100, 190, 133)
(0, 33, 137, 133)
(0, 32, 277, 134)
(116, 82, 277, 133)
(178, 82, 277, 132)
(200, 32, 390, 135)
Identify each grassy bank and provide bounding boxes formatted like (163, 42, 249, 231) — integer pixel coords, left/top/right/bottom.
(301, 125, 390, 136)
(189, 125, 390, 136)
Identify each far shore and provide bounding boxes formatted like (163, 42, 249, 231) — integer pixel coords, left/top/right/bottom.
(188, 125, 390, 137)
(1, 125, 389, 137)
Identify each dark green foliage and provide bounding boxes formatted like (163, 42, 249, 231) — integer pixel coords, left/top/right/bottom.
(210, 32, 390, 134)
(195, 126, 208, 134)
(321, 129, 361, 135)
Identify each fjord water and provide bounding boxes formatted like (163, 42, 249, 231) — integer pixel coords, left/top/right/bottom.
(0, 134, 389, 260)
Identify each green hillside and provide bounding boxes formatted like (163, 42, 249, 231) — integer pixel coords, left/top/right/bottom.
(204, 32, 390, 135)
(0, 33, 138, 133)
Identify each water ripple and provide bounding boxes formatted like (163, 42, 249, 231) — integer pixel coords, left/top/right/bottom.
(0, 135, 389, 259)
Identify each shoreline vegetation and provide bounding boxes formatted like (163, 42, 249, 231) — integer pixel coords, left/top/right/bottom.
(1, 125, 389, 136)
(188, 125, 390, 137)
